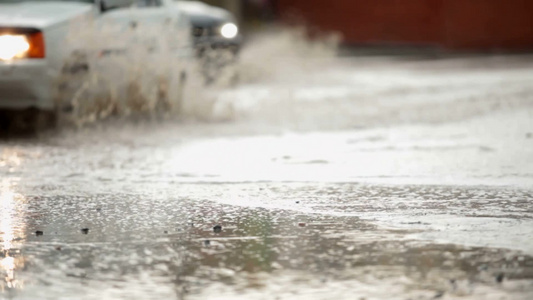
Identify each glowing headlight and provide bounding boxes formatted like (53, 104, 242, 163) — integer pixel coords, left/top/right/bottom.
(220, 23, 238, 39)
(0, 35, 30, 61)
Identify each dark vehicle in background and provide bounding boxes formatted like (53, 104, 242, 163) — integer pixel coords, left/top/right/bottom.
(175, 0, 242, 84)
(176, 0, 241, 54)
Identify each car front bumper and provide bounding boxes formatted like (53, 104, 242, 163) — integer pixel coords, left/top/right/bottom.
(193, 35, 242, 53)
(0, 59, 54, 110)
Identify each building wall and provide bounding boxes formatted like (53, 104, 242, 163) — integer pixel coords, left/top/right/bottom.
(444, 0, 533, 49)
(275, 0, 533, 50)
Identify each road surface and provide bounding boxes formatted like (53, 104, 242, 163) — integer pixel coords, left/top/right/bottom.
(1, 34, 533, 299)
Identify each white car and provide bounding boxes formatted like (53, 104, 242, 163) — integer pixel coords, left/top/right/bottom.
(0, 0, 193, 128)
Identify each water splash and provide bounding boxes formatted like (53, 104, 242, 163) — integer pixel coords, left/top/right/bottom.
(50, 21, 341, 126)
(54, 13, 194, 126)
(237, 26, 341, 84)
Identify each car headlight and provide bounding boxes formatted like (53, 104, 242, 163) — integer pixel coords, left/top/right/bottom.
(220, 23, 238, 39)
(0, 35, 29, 60)
(0, 32, 45, 61)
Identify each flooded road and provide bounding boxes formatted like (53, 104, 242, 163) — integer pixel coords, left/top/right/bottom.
(1, 39, 533, 299)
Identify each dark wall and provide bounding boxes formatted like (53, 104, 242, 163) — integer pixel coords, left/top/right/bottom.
(275, 0, 533, 50)
(444, 0, 533, 49)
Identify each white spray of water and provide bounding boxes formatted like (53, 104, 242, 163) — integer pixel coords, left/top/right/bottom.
(53, 19, 341, 127)
(55, 12, 194, 126)
(183, 27, 342, 123)
(237, 26, 341, 84)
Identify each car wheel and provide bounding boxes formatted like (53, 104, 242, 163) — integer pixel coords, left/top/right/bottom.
(1, 108, 56, 136)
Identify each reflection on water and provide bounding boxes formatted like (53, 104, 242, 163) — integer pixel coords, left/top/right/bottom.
(0, 186, 528, 299)
(1, 180, 25, 291)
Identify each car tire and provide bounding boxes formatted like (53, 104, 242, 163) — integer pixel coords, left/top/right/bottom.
(0, 108, 56, 136)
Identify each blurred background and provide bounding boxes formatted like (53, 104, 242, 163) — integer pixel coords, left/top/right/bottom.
(208, 0, 533, 51)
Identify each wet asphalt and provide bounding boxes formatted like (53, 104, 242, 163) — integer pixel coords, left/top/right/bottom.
(1, 52, 533, 299)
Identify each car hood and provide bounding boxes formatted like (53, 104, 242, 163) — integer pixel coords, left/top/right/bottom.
(177, 1, 234, 26)
(0, 1, 93, 29)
